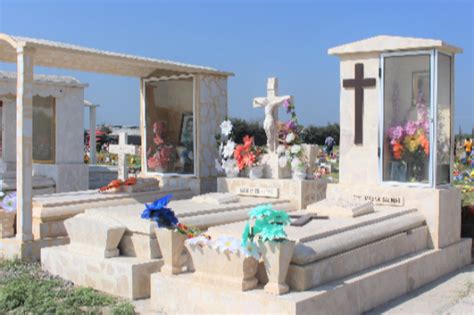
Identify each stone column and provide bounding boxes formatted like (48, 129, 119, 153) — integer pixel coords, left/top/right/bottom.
(16, 46, 34, 242)
(89, 105, 98, 164)
(139, 78, 146, 174)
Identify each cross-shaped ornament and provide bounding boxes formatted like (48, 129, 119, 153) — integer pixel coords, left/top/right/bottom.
(342, 63, 376, 145)
(109, 132, 139, 180)
(253, 77, 293, 153)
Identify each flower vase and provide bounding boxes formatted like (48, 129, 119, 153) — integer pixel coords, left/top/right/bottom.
(185, 243, 259, 291)
(225, 168, 240, 178)
(249, 165, 264, 179)
(259, 240, 295, 295)
(0, 209, 15, 238)
(292, 166, 307, 180)
(155, 228, 187, 275)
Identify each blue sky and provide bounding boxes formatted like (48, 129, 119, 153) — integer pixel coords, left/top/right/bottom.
(0, 0, 472, 131)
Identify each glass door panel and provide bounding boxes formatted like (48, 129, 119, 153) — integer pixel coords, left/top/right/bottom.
(382, 54, 431, 184)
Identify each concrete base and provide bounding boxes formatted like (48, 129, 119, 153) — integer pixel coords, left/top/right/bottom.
(150, 239, 472, 315)
(217, 177, 327, 209)
(41, 245, 162, 299)
(0, 236, 68, 261)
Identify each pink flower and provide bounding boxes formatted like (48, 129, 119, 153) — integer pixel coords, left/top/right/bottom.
(388, 126, 404, 141)
(405, 121, 418, 136)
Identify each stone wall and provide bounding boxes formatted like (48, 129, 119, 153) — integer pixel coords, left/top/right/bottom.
(338, 53, 380, 186)
(89, 165, 118, 189)
(197, 75, 228, 179)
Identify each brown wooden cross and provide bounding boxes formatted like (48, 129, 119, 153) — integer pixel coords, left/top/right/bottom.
(342, 63, 376, 145)
(290, 213, 329, 227)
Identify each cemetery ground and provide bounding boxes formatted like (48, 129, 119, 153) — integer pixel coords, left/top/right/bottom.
(0, 260, 135, 314)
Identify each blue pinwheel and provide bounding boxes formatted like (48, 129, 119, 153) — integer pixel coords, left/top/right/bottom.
(141, 194, 178, 229)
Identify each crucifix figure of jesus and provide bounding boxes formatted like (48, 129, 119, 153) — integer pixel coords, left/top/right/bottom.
(342, 63, 376, 145)
(253, 77, 293, 153)
(109, 132, 139, 180)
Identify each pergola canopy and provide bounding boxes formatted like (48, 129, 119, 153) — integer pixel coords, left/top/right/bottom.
(0, 33, 233, 77)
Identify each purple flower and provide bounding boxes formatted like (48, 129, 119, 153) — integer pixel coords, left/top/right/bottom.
(405, 121, 418, 136)
(388, 126, 404, 141)
(1, 192, 16, 212)
(285, 120, 297, 131)
(283, 99, 291, 113)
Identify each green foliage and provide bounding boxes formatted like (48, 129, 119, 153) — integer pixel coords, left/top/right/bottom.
(301, 123, 340, 145)
(0, 260, 135, 314)
(230, 118, 267, 146)
(242, 204, 291, 244)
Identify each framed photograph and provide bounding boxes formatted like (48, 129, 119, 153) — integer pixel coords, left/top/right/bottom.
(179, 112, 194, 146)
(412, 71, 430, 106)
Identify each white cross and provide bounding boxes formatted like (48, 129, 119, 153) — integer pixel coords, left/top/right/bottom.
(109, 132, 139, 180)
(253, 77, 293, 152)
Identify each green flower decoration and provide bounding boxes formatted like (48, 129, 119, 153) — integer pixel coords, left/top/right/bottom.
(242, 205, 290, 244)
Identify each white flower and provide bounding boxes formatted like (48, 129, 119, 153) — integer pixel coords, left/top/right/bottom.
(291, 157, 304, 170)
(220, 120, 233, 137)
(215, 159, 224, 173)
(285, 133, 295, 144)
(222, 158, 238, 173)
(290, 144, 302, 154)
(213, 236, 241, 254)
(240, 241, 260, 260)
(222, 140, 236, 159)
(185, 235, 211, 247)
(0, 191, 4, 198)
(277, 145, 286, 155)
(278, 156, 288, 168)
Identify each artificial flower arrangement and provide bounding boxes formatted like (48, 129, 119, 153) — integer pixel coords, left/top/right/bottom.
(147, 121, 178, 173)
(233, 135, 265, 178)
(276, 99, 307, 178)
(387, 99, 430, 181)
(241, 204, 291, 245)
(215, 119, 239, 177)
(98, 177, 137, 193)
(141, 194, 206, 238)
(0, 191, 16, 213)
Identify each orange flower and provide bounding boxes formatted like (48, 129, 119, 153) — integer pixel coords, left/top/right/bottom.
(418, 132, 430, 155)
(124, 177, 137, 186)
(243, 135, 254, 150)
(392, 141, 404, 160)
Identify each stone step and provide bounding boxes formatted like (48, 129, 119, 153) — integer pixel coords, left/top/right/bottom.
(42, 245, 162, 300)
(287, 225, 429, 291)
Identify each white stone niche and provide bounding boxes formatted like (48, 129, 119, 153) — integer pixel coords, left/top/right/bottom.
(0, 71, 89, 192)
(141, 74, 228, 194)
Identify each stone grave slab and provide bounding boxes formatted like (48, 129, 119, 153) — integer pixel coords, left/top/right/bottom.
(306, 198, 374, 218)
(191, 192, 240, 205)
(31, 187, 194, 241)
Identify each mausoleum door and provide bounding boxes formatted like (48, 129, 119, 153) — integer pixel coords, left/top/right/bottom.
(380, 52, 433, 186)
(143, 76, 195, 176)
(32, 95, 56, 164)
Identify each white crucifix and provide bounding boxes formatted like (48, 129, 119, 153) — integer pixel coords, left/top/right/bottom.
(253, 77, 293, 153)
(109, 132, 139, 180)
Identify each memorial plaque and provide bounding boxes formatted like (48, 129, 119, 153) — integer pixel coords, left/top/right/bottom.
(238, 187, 279, 198)
(353, 194, 404, 206)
